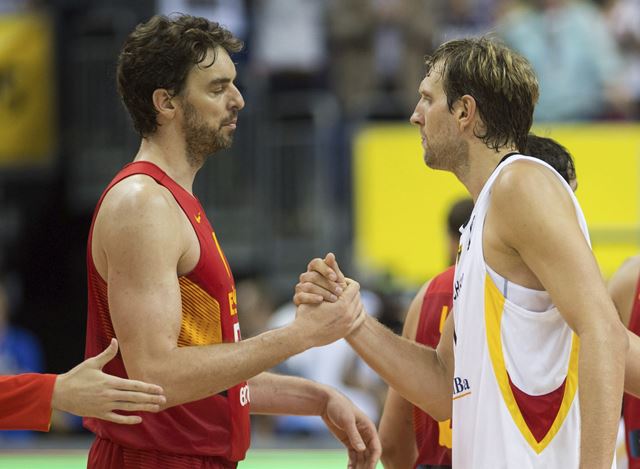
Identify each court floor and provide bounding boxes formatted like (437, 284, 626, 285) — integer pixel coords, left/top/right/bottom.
(0, 449, 384, 468)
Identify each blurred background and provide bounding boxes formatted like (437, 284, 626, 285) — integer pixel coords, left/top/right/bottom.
(0, 0, 638, 466)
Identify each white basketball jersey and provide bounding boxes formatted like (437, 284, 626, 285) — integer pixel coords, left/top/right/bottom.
(451, 155, 614, 468)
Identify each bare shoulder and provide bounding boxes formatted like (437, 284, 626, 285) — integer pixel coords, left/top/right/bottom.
(491, 159, 570, 209)
(92, 175, 186, 274)
(489, 159, 576, 239)
(609, 255, 640, 325)
(97, 175, 180, 226)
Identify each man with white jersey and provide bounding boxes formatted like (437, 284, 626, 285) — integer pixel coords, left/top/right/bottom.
(295, 37, 628, 468)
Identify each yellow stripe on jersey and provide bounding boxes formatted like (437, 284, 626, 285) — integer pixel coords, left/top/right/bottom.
(211, 231, 231, 278)
(439, 305, 449, 333)
(178, 277, 222, 346)
(484, 273, 579, 454)
(438, 420, 453, 449)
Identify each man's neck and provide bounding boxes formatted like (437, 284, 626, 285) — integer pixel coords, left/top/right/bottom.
(458, 142, 519, 201)
(134, 133, 200, 194)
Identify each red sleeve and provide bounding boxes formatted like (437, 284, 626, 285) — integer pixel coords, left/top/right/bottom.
(0, 373, 57, 431)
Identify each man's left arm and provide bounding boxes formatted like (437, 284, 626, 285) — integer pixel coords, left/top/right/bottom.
(489, 163, 628, 469)
(249, 372, 380, 469)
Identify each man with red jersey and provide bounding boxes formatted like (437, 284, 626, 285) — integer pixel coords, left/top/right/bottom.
(84, 14, 379, 469)
(378, 135, 576, 469)
(610, 255, 640, 468)
(1, 338, 164, 431)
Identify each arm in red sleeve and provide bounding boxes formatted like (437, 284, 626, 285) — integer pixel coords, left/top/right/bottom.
(0, 373, 57, 431)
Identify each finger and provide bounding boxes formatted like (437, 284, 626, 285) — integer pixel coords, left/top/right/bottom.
(299, 271, 343, 296)
(101, 411, 142, 425)
(340, 280, 361, 302)
(324, 253, 346, 286)
(106, 389, 166, 405)
(107, 376, 165, 396)
(355, 448, 366, 469)
(293, 292, 325, 306)
(296, 281, 338, 302)
(347, 449, 357, 469)
(307, 257, 338, 282)
(342, 417, 366, 453)
(88, 338, 119, 370)
(362, 426, 381, 469)
(109, 401, 162, 413)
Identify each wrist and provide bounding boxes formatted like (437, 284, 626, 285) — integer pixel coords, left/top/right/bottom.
(315, 383, 333, 417)
(282, 320, 314, 354)
(346, 314, 370, 343)
(50, 374, 66, 412)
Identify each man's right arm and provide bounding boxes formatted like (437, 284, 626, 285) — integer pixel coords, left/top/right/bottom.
(296, 259, 454, 421)
(346, 307, 454, 422)
(96, 184, 363, 408)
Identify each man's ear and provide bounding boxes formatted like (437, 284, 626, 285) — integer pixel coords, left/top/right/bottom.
(152, 88, 177, 124)
(454, 94, 477, 133)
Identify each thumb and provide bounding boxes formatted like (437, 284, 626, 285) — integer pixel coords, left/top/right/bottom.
(344, 416, 366, 452)
(89, 338, 119, 369)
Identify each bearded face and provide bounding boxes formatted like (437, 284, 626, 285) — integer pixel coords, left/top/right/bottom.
(181, 98, 237, 167)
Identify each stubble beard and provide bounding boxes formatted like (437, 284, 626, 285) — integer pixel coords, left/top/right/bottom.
(182, 101, 235, 168)
(423, 133, 470, 176)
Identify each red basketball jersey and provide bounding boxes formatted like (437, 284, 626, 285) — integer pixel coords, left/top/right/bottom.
(624, 271, 640, 468)
(413, 266, 454, 467)
(84, 162, 250, 461)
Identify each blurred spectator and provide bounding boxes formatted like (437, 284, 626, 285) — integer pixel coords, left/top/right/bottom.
(266, 289, 384, 434)
(497, 0, 625, 121)
(437, 0, 498, 41)
(604, 0, 640, 118)
(0, 0, 40, 14)
(327, 0, 439, 118)
(157, 0, 248, 40)
(0, 278, 44, 445)
(251, 0, 328, 92)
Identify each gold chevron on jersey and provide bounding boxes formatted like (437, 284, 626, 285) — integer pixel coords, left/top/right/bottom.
(484, 273, 579, 454)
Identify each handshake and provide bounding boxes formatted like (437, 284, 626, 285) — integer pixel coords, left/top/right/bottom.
(291, 253, 368, 348)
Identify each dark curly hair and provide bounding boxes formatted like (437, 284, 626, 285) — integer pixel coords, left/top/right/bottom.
(425, 37, 539, 153)
(524, 134, 576, 186)
(117, 14, 243, 137)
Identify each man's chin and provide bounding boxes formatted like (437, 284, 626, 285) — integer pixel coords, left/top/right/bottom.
(423, 153, 447, 171)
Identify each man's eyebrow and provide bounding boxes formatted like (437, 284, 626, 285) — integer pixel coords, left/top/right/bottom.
(208, 78, 232, 86)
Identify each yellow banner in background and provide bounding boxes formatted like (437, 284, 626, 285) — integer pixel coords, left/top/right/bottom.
(354, 123, 640, 287)
(0, 13, 55, 166)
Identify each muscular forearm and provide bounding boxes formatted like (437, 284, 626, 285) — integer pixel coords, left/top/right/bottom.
(578, 325, 627, 468)
(347, 316, 451, 421)
(126, 325, 310, 408)
(248, 372, 329, 416)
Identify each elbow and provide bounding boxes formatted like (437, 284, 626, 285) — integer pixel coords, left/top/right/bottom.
(416, 399, 451, 422)
(379, 446, 398, 468)
(125, 362, 178, 409)
(379, 435, 410, 469)
(579, 316, 629, 357)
